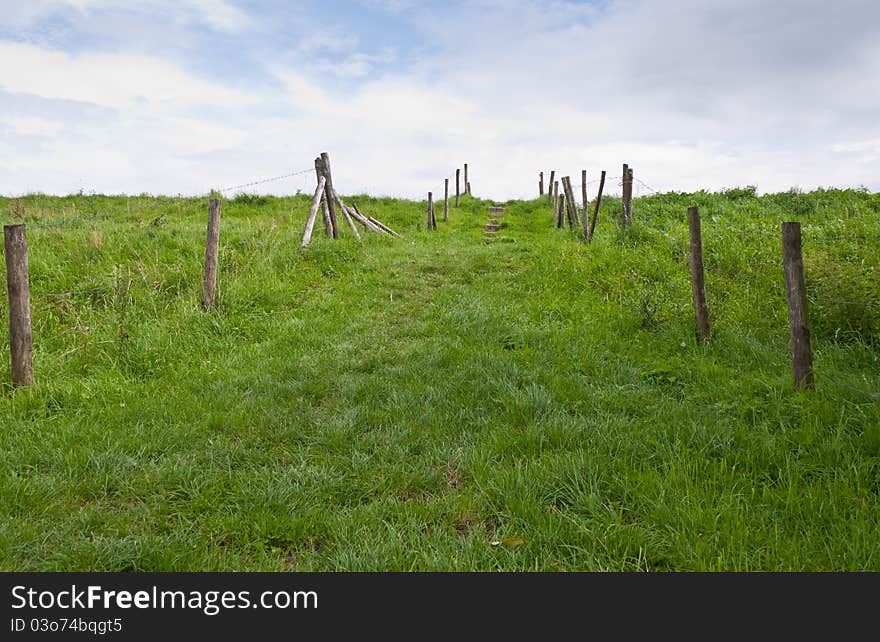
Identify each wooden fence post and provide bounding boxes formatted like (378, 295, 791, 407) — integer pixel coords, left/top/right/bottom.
(539, 171, 544, 197)
(687, 207, 710, 342)
(627, 167, 634, 227)
(464, 164, 469, 195)
(320, 152, 339, 239)
(547, 171, 556, 204)
(301, 176, 327, 247)
(315, 157, 332, 237)
(4, 223, 34, 386)
(455, 168, 461, 207)
(202, 198, 221, 308)
(581, 170, 588, 224)
(782, 222, 814, 389)
(444, 178, 449, 221)
(553, 180, 560, 221)
(621, 165, 634, 229)
(587, 171, 606, 242)
(427, 192, 436, 230)
(557, 193, 566, 229)
(562, 176, 580, 228)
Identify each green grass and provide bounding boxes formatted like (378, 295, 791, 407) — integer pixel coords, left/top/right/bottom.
(1, 186, 878, 571)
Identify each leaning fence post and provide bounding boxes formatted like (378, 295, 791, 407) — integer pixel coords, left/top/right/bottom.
(4, 223, 34, 386)
(587, 171, 606, 242)
(201, 198, 221, 308)
(301, 176, 327, 247)
(333, 189, 361, 241)
(444, 178, 449, 221)
(427, 192, 436, 230)
(687, 207, 710, 342)
(562, 176, 579, 228)
(547, 171, 556, 204)
(782, 222, 814, 389)
(455, 168, 461, 207)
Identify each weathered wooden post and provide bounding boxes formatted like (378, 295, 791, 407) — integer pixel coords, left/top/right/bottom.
(581, 170, 588, 223)
(553, 180, 560, 221)
(782, 222, 814, 389)
(687, 207, 710, 342)
(202, 198, 221, 308)
(315, 157, 333, 237)
(539, 171, 544, 197)
(547, 171, 556, 204)
(444, 178, 449, 221)
(301, 176, 327, 247)
(626, 167, 635, 228)
(4, 223, 34, 386)
(562, 176, 580, 228)
(587, 171, 606, 242)
(557, 193, 566, 229)
(427, 192, 436, 230)
(320, 152, 339, 239)
(455, 168, 461, 207)
(621, 165, 634, 229)
(464, 163, 469, 195)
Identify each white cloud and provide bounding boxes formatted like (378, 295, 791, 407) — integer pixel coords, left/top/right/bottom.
(0, 41, 252, 113)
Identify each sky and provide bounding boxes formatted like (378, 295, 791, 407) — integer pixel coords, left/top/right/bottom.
(1, 0, 879, 199)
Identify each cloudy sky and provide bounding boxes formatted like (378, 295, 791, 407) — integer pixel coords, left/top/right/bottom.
(1, 0, 878, 199)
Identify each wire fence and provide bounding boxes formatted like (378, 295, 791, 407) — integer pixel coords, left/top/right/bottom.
(3, 164, 878, 400)
(5, 167, 318, 231)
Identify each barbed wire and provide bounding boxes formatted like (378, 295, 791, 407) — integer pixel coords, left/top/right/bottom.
(6, 167, 317, 230)
(216, 168, 314, 194)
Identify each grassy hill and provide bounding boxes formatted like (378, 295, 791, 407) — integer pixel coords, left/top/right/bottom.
(1, 186, 878, 571)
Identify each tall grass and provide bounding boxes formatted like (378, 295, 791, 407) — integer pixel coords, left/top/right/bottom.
(0, 187, 878, 570)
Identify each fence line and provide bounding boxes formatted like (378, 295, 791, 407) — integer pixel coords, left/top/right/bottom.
(5, 169, 324, 235)
(3, 162, 877, 396)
